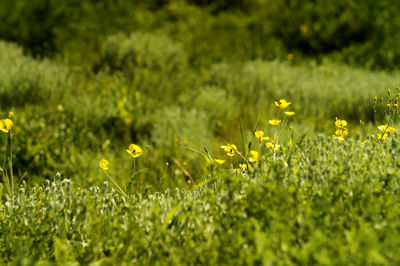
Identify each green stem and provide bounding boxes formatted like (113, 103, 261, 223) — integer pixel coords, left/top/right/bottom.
(2, 133, 7, 171)
(103, 170, 127, 198)
(133, 158, 136, 178)
(235, 150, 251, 174)
(9, 129, 13, 196)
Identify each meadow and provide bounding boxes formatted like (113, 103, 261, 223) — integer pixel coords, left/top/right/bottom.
(1, 1, 400, 264)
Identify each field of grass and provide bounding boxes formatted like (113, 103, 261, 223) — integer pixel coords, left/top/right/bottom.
(1, 1, 400, 264)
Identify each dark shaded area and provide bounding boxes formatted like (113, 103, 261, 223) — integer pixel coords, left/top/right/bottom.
(0, 0, 399, 69)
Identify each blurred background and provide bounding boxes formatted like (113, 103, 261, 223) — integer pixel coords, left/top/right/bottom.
(0, 0, 398, 189)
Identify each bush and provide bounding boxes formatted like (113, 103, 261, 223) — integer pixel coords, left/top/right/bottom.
(262, 0, 400, 70)
(0, 41, 69, 108)
(179, 86, 239, 134)
(98, 32, 187, 76)
(151, 106, 213, 158)
(208, 60, 398, 125)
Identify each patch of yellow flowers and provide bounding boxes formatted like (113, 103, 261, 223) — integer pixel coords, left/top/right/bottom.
(100, 143, 143, 171)
(377, 125, 395, 141)
(333, 118, 349, 141)
(217, 98, 294, 173)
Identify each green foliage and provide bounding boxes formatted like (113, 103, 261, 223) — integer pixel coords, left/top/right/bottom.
(179, 86, 239, 133)
(1, 0, 400, 70)
(2, 136, 400, 264)
(208, 60, 397, 125)
(98, 32, 187, 77)
(260, 0, 400, 70)
(2, 3, 400, 264)
(0, 41, 69, 108)
(151, 106, 212, 154)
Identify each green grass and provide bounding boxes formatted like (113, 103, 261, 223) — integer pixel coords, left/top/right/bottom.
(2, 136, 400, 264)
(1, 4, 400, 263)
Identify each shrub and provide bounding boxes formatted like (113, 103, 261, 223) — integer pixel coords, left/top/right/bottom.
(0, 41, 69, 108)
(98, 32, 187, 76)
(151, 106, 213, 157)
(208, 60, 398, 124)
(179, 86, 239, 133)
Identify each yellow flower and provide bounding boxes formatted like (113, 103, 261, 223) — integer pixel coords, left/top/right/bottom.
(255, 130, 269, 143)
(265, 141, 274, 149)
(249, 150, 259, 163)
(359, 120, 364, 126)
(269, 119, 282, 126)
(215, 159, 226, 165)
(274, 99, 292, 109)
(361, 139, 367, 145)
(335, 118, 347, 128)
(0, 119, 13, 133)
(239, 163, 248, 170)
(287, 53, 294, 60)
(284, 111, 295, 117)
(8, 111, 14, 118)
(127, 144, 143, 158)
(387, 104, 391, 108)
(221, 144, 237, 157)
(99, 159, 110, 170)
(335, 128, 348, 138)
(378, 125, 395, 134)
(265, 141, 280, 150)
(378, 133, 388, 141)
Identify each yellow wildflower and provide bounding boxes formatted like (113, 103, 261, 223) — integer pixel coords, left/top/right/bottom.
(99, 159, 110, 170)
(378, 125, 395, 134)
(361, 139, 367, 145)
(378, 133, 388, 141)
(221, 143, 237, 157)
(265, 141, 280, 150)
(269, 119, 282, 126)
(359, 120, 364, 126)
(215, 159, 226, 165)
(287, 53, 294, 60)
(335, 118, 347, 128)
(387, 104, 391, 108)
(249, 150, 259, 163)
(8, 111, 14, 118)
(335, 128, 348, 138)
(127, 144, 143, 158)
(255, 130, 269, 143)
(239, 163, 248, 170)
(274, 99, 292, 109)
(265, 141, 274, 149)
(0, 119, 13, 133)
(284, 111, 295, 117)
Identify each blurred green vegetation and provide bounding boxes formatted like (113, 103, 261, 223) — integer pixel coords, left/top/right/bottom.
(1, 0, 400, 70)
(1, 1, 400, 264)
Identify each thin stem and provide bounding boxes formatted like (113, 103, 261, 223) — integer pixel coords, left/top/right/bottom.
(9, 129, 13, 196)
(3, 133, 7, 170)
(102, 170, 127, 198)
(235, 150, 251, 174)
(133, 158, 136, 177)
